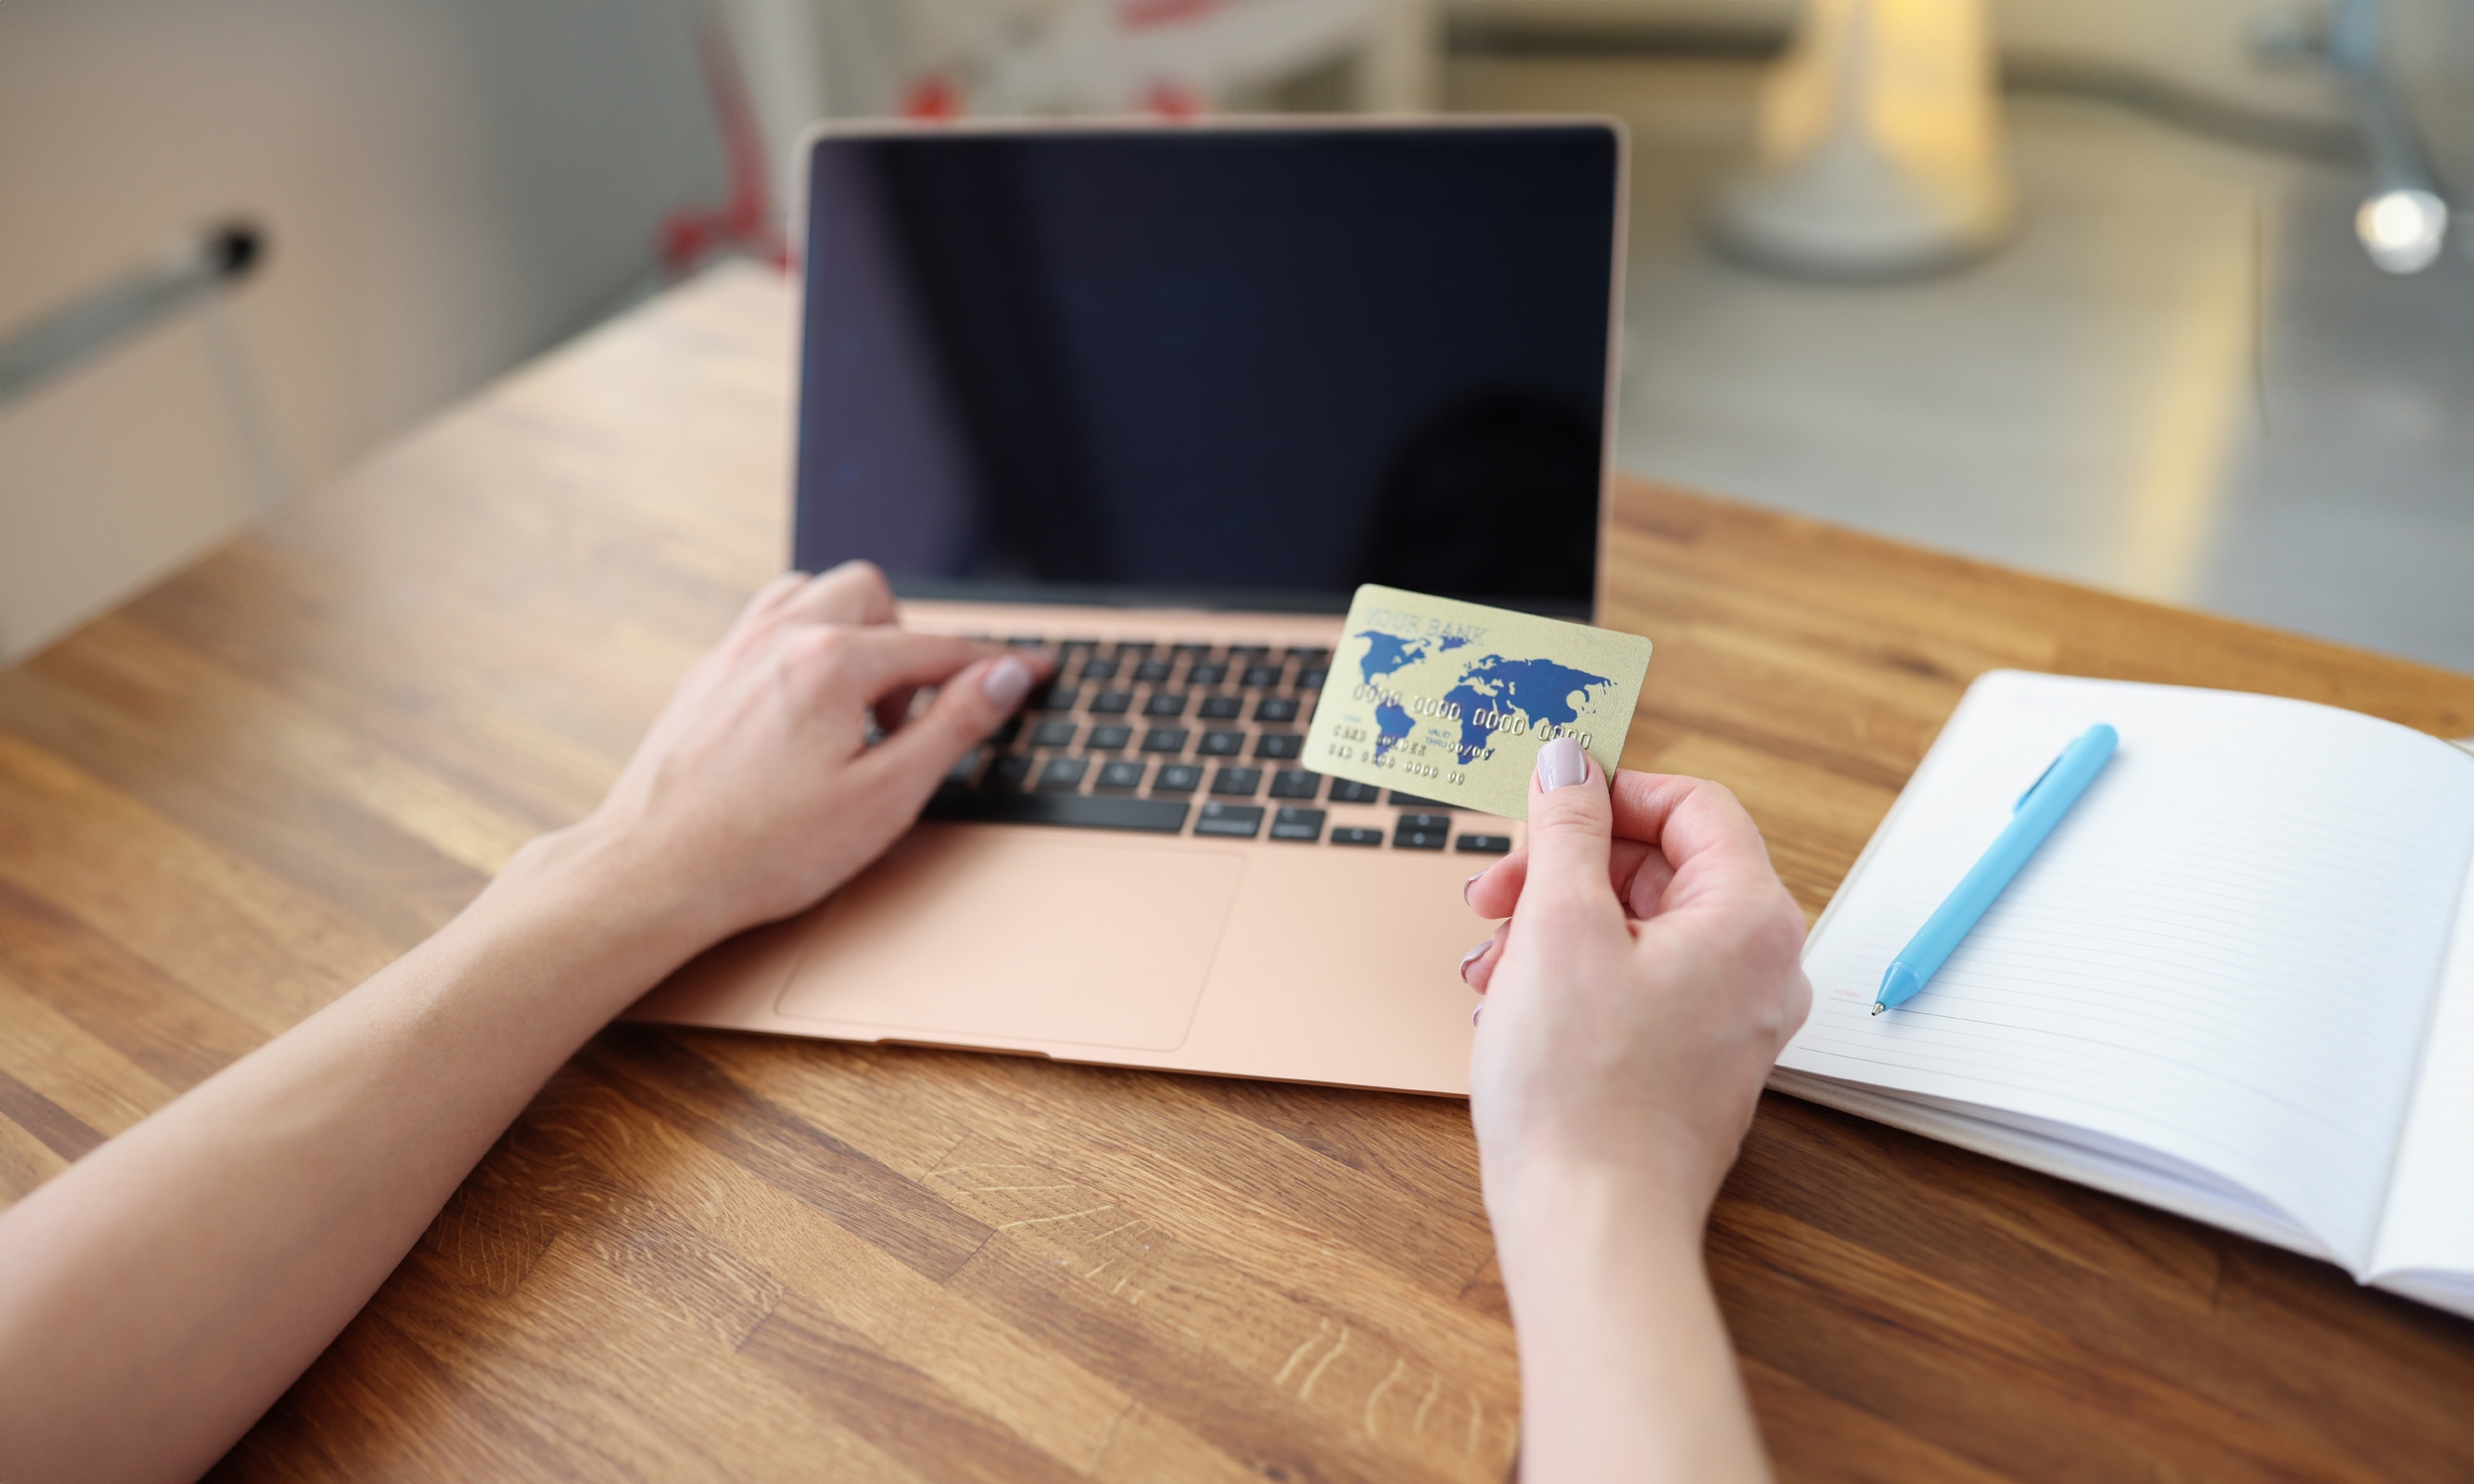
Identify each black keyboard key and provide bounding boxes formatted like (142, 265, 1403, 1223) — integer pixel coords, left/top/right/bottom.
(1029, 720, 1078, 748)
(1328, 779, 1382, 804)
(1037, 758, 1089, 791)
(1080, 657, 1120, 682)
(1135, 659, 1175, 683)
(1089, 691, 1133, 714)
(1331, 826, 1383, 847)
(1254, 733, 1302, 761)
(1143, 693, 1188, 717)
(924, 788, 1188, 833)
(1154, 763, 1204, 793)
(1061, 637, 1100, 651)
(1187, 662, 1228, 686)
(1226, 644, 1271, 659)
(1210, 766, 1263, 796)
(1295, 667, 1328, 690)
(1286, 646, 1330, 663)
(1194, 801, 1264, 838)
(1088, 724, 1133, 751)
(1271, 806, 1325, 842)
(946, 748, 982, 785)
(1171, 643, 1211, 660)
(1115, 640, 1155, 656)
(1198, 729, 1246, 757)
(1254, 696, 1300, 723)
(1390, 790, 1450, 808)
(1031, 685, 1080, 712)
(1269, 769, 1322, 799)
(989, 716, 1023, 747)
(1095, 760, 1147, 789)
(1141, 726, 1189, 754)
(1197, 695, 1244, 720)
(1007, 635, 1048, 648)
(1456, 833, 1514, 854)
(1394, 813, 1452, 850)
(980, 755, 1034, 791)
(1241, 665, 1282, 688)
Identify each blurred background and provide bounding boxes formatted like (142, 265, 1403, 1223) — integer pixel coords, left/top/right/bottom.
(2, 0, 2467, 671)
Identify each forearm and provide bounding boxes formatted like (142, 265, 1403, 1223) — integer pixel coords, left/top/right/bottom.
(0, 823, 700, 1484)
(1493, 1162, 1770, 1484)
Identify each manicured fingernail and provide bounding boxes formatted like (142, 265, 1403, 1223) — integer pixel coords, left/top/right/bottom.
(1537, 735, 1586, 790)
(1471, 1003, 1483, 1026)
(1458, 940, 1491, 984)
(983, 655, 1032, 709)
(1463, 872, 1483, 905)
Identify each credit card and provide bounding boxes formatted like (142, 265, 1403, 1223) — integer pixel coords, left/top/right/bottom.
(1301, 585, 1653, 819)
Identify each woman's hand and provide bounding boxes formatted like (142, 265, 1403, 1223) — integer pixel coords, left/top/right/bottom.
(1457, 737, 1811, 1484)
(1463, 741, 1811, 1240)
(547, 561, 1047, 953)
(0, 561, 1046, 1484)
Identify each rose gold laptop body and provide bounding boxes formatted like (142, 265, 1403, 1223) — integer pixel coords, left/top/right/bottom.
(627, 120, 1627, 1097)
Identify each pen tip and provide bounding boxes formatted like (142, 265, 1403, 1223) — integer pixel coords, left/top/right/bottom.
(1870, 1002, 1884, 1016)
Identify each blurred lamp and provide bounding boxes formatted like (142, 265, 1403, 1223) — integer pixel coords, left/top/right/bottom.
(2356, 188, 2448, 275)
(1712, 0, 2016, 279)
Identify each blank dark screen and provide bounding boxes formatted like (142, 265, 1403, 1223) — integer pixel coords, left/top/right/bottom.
(793, 126, 1618, 612)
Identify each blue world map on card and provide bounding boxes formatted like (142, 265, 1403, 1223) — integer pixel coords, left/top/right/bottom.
(1354, 629, 1614, 765)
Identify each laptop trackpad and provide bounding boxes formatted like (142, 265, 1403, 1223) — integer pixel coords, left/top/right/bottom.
(774, 827, 1243, 1052)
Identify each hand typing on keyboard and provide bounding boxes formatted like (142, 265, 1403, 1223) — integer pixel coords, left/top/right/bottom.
(585, 562, 1052, 946)
(921, 632, 1512, 853)
(0, 558, 1051, 1482)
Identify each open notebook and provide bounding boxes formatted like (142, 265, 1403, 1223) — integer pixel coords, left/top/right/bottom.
(1776, 670, 2474, 1319)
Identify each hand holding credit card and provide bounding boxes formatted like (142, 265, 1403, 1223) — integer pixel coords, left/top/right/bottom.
(1302, 585, 1653, 819)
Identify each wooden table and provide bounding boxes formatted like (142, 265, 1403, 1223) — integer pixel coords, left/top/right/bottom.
(5, 262, 2472, 1482)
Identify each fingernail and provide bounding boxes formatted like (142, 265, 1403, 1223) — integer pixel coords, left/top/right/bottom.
(1458, 940, 1492, 984)
(1463, 872, 1482, 906)
(1471, 1003, 1484, 1026)
(982, 655, 1032, 709)
(1537, 735, 1586, 790)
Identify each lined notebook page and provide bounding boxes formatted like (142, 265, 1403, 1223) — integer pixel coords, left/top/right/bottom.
(2374, 847, 2474, 1291)
(1783, 671, 2474, 1269)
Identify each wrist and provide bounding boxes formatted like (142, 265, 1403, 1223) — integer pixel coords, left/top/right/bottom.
(1486, 1147, 1708, 1285)
(476, 817, 720, 988)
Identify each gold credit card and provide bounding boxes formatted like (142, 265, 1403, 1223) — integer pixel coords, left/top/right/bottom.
(1301, 585, 1653, 819)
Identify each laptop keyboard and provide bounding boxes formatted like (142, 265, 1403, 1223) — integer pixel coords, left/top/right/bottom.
(919, 636, 1514, 852)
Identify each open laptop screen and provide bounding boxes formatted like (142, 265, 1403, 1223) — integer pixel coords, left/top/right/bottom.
(793, 124, 1620, 615)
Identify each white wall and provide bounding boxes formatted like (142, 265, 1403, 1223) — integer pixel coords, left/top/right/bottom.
(0, 2, 728, 663)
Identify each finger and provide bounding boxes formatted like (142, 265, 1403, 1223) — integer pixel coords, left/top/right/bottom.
(780, 560, 899, 628)
(1516, 736, 1623, 931)
(1630, 775, 1784, 919)
(840, 628, 1044, 697)
(1459, 921, 1508, 993)
(1618, 842, 1679, 920)
(1466, 836, 1657, 920)
(874, 686, 921, 737)
(1464, 850, 1524, 919)
(863, 653, 1038, 797)
(737, 570, 810, 626)
(1606, 771, 1753, 868)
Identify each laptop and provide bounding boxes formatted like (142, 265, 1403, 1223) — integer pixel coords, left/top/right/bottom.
(630, 119, 1627, 1096)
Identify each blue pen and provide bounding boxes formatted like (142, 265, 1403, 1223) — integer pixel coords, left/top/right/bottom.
(1873, 722, 2120, 1015)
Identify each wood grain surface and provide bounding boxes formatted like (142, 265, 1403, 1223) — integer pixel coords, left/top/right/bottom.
(4, 262, 2471, 1481)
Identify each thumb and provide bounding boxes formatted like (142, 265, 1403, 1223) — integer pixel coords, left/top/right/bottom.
(1517, 736, 1621, 929)
(868, 652, 1036, 791)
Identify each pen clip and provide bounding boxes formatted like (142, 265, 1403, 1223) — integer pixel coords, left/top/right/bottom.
(2014, 745, 2067, 812)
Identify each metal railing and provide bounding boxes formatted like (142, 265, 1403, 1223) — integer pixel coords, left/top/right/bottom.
(0, 222, 264, 409)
